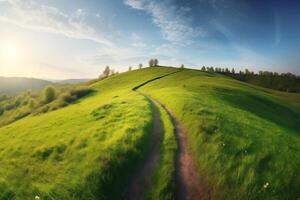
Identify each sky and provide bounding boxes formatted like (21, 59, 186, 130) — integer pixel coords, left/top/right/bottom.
(0, 0, 299, 79)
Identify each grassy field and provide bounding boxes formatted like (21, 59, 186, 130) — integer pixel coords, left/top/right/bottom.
(140, 68, 300, 200)
(0, 67, 176, 199)
(0, 66, 299, 199)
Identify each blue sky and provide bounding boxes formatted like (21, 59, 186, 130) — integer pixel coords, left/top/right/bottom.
(0, 0, 299, 79)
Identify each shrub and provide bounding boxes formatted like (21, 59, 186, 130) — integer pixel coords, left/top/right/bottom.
(5, 103, 15, 111)
(13, 108, 30, 121)
(60, 87, 94, 104)
(29, 99, 36, 108)
(0, 95, 8, 102)
(14, 97, 22, 107)
(0, 106, 4, 116)
(44, 86, 56, 103)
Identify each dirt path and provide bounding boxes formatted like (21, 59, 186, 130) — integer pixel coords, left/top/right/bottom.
(160, 104, 211, 200)
(129, 71, 211, 200)
(126, 94, 163, 200)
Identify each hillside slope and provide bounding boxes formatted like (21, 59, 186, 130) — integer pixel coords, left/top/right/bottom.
(0, 67, 176, 199)
(139, 68, 300, 200)
(0, 67, 299, 200)
(0, 77, 52, 94)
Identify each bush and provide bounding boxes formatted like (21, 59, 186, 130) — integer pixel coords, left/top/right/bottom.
(29, 99, 36, 108)
(44, 86, 56, 103)
(5, 103, 15, 111)
(60, 87, 94, 104)
(0, 106, 4, 116)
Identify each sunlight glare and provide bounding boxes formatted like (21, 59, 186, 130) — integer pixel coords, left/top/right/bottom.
(0, 42, 21, 64)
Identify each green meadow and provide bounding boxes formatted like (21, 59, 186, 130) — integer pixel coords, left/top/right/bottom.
(139, 68, 300, 200)
(0, 67, 299, 199)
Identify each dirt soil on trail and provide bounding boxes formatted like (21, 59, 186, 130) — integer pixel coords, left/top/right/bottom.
(162, 105, 212, 200)
(126, 97, 163, 200)
(130, 71, 212, 200)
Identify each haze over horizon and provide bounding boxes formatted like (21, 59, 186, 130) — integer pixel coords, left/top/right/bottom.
(0, 0, 300, 79)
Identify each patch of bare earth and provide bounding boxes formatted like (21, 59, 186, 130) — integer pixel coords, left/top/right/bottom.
(162, 105, 212, 200)
(126, 95, 163, 200)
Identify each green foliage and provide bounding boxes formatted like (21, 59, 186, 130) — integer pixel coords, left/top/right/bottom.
(28, 99, 36, 108)
(44, 86, 56, 103)
(140, 69, 300, 200)
(0, 67, 176, 199)
(149, 58, 159, 67)
(0, 106, 4, 116)
(0, 67, 299, 199)
(0, 85, 94, 127)
(59, 86, 94, 104)
(231, 71, 300, 93)
(205, 67, 300, 93)
(147, 102, 177, 200)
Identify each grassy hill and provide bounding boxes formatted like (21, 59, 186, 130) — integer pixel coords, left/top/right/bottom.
(139, 68, 300, 199)
(0, 77, 53, 94)
(0, 67, 299, 200)
(57, 79, 91, 84)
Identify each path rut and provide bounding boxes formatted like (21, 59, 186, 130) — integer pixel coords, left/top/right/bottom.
(129, 71, 211, 200)
(161, 104, 211, 200)
(126, 93, 163, 200)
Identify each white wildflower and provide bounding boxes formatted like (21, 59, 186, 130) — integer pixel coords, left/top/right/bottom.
(263, 182, 270, 189)
(35, 196, 40, 200)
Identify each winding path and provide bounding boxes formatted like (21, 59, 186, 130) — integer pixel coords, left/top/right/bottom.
(160, 104, 211, 200)
(128, 71, 210, 200)
(126, 93, 163, 200)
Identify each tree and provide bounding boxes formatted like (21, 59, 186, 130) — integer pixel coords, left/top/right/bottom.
(180, 64, 184, 68)
(99, 66, 111, 79)
(225, 68, 230, 73)
(149, 58, 159, 67)
(29, 99, 36, 108)
(139, 64, 143, 69)
(201, 66, 206, 71)
(44, 86, 56, 103)
(153, 59, 159, 66)
(128, 66, 132, 71)
(245, 69, 250, 75)
(231, 68, 235, 74)
(149, 59, 154, 67)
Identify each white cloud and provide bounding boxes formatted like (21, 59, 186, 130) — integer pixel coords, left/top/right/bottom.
(0, 0, 114, 46)
(124, 0, 145, 10)
(124, 0, 206, 45)
(130, 32, 147, 47)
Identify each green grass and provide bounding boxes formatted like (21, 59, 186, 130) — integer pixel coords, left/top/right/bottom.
(0, 67, 176, 199)
(147, 100, 177, 200)
(139, 68, 300, 200)
(0, 66, 299, 200)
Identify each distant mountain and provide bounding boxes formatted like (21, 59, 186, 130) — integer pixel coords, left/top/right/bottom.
(58, 79, 91, 84)
(0, 77, 52, 94)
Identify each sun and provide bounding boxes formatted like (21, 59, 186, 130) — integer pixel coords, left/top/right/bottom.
(0, 42, 21, 64)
